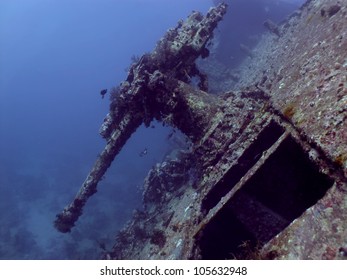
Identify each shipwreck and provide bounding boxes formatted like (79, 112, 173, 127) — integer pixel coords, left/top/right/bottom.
(55, 0, 347, 259)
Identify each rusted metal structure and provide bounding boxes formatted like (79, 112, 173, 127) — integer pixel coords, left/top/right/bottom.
(55, 0, 347, 259)
(54, 3, 227, 234)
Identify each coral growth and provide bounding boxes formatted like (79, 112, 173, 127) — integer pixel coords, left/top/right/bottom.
(283, 103, 296, 120)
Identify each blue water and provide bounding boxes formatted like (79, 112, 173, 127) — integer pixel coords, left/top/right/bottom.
(0, 0, 304, 259)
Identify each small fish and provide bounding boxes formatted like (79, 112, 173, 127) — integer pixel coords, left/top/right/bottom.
(139, 148, 148, 157)
(100, 89, 107, 99)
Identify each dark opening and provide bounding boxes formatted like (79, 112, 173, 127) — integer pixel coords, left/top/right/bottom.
(196, 136, 334, 259)
(201, 121, 285, 215)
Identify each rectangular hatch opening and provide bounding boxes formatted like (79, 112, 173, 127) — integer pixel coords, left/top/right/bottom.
(201, 120, 285, 215)
(195, 136, 334, 259)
